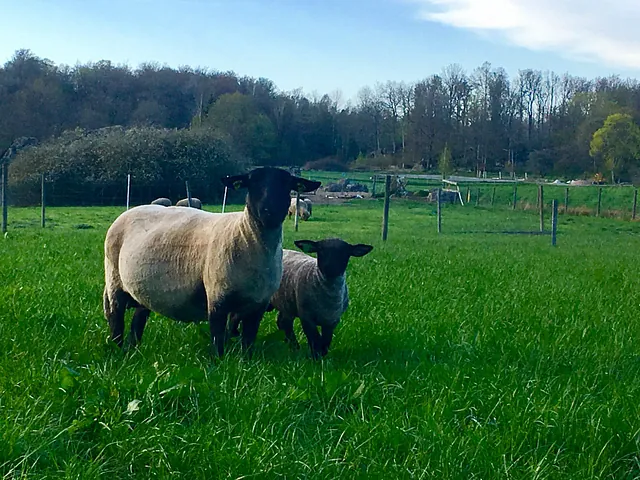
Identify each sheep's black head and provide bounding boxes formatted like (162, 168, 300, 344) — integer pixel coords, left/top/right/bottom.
(294, 238, 374, 279)
(222, 167, 321, 229)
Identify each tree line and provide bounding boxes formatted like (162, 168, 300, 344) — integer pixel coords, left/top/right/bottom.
(2, 48, 640, 205)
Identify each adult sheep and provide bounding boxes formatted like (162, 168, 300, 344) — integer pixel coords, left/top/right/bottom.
(287, 197, 312, 220)
(103, 167, 321, 357)
(229, 238, 373, 358)
(176, 197, 202, 209)
(151, 197, 172, 206)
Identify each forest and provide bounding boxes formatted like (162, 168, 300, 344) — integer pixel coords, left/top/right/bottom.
(2, 48, 640, 204)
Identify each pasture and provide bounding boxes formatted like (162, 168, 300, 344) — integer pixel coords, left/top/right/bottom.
(1, 199, 640, 479)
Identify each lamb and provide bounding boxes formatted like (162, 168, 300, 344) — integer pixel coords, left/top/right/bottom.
(103, 167, 321, 357)
(287, 197, 312, 220)
(229, 238, 373, 358)
(151, 197, 172, 206)
(176, 197, 202, 209)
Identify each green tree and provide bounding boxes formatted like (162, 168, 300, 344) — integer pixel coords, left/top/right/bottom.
(589, 113, 640, 183)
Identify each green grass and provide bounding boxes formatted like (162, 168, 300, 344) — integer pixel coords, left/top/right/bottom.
(2, 200, 640, 478)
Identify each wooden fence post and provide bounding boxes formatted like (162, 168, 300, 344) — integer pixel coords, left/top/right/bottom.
(1, 162, 7, 234)
(551, 200, 558, 246)
(294, 191, 300, 232)
(564, 187, 569, 214)
(596, 187, 602, 217)
(633, 188, 638, 221)
(185, 181, 192, 208)
(126, 174, 131, 210)
(539, 184, 544, 232)
(437, 188, 442, 234)
(466, 186, 470, 203)
(512, 183, 517, 210)
(41, 173, 46, 228)
(382, 175, 390, 241)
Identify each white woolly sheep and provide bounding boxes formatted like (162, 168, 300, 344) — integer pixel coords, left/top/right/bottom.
(287, 197, 312, 220)
(103, 167, 321, 357)
(176, 197, 202, 209)
(151, 197, 172, 206)
(230, 238, 373, 358)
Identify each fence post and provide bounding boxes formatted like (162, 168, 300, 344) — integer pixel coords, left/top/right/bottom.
(466, 186, 470, 203)
(221, 186, 228, 213)
(512, 183, 517, 210)
(596, 187, 602, 217)
(475, 188, 480, 206)
(126, 174, 131, 210)
(294, 191, 300, 232)
(185, 181, 192, 208)
(437, 188, 442, 234)
(633, 188, 638, 221)
(491, 187, 496, 206)
(551, 200, 558, 246)
(1, 162, 7, 234)
(41, 173, 46, 228)
(539, 184, 544, 232)
(382, 175, 390, 241)
(564, 187, 569, 213)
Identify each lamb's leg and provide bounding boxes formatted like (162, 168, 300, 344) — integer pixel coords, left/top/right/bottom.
(319, 325, 335, 357)
(227, 313, 241, 338)
(128, 307, 151, 347)
(300, 318, 323, 359)
(104, 287, 128, 348)
(276, 312, 300, 349)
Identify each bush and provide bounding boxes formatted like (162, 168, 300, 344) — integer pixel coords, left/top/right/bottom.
(8, 126, 247, 206)
(303, 157, 349, 172)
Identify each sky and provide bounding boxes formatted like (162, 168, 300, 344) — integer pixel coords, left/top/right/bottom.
(2, 0, 640, 103)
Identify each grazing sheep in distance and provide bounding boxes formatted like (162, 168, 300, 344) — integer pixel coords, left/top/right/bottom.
(230, 238, 373, 358)
(176, 197, 202, 209)
(103, 167, 321, 357)
(288, 197, 312, 220)
(151, 197, 172, 206)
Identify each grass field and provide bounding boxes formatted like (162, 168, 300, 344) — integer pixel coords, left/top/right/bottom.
(2, 199, 640, 479)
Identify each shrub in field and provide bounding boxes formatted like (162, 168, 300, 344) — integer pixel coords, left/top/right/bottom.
(303, 157, 349, 172)
(8, 126, 247, 206)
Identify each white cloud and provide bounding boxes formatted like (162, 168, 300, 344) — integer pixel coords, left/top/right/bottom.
(409, 0, 640, 70)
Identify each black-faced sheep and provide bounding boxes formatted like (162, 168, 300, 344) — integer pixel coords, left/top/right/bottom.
(103, 167, 321, 357)
(287, 197, 312, 221)
(176, 197, 202, 209)
(229, 238, 373, 358)
(151, 197, 172, 206)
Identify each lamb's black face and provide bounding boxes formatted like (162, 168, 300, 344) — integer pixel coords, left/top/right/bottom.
(222, 167, 321, 229)
(294, 238, 374, 279)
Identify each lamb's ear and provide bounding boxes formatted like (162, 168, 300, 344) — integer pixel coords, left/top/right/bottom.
(221, 174, 249, 191)
(294, 240, 319, 254)
(350, 244, 374, 257)
(291, 176, 321, 193)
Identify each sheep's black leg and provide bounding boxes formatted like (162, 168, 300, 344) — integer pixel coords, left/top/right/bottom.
(319, 325, 335, 357)
(208, 301, 231, 358)
(104, 287, 127, 348)
(300, 318, 323, 359)
(128, 307, 150, 347)
(240, 309, 266, 354)
(276, 312, 299, 349)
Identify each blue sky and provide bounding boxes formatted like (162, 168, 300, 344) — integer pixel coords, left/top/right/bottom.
(2, 0, 640, 103)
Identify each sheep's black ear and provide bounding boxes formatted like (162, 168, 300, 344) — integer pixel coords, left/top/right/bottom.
(221, 174, 249, 190)
(291, 176, 321, 193)
(350, 244, 373, 257)
(294, 240, 318, 254)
